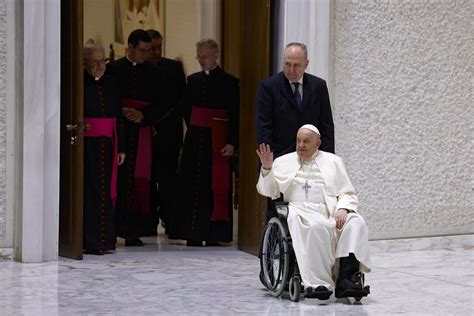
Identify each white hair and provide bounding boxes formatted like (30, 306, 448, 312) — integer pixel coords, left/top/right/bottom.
(84, 43, 105, 62)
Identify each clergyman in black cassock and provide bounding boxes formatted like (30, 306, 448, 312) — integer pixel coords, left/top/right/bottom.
(146, 29, 186, 231)
(83, 44, 126, 255)
(169, 39, 239, 246)
(107, 29, 163, 246)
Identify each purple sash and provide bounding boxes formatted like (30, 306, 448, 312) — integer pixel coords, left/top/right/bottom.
(83, 117, 118, 209)
(190, 106, 230, 222)
(121, 98, 152, 214)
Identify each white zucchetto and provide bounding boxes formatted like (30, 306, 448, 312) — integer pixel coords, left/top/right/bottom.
(300, 124, 320, 136)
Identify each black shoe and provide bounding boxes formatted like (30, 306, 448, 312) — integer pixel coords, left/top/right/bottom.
(205, 241, 220, 246)
(305, 286, 333, 300)
(84, 249, 104, 255)
(125, 238, 144, 247)
(186, 240, 203, 247)
(335, 272, 370, 298)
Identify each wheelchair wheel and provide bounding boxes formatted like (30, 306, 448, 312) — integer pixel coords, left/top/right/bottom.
(261, 217, 290, 297)
(289, 275, 301, 302)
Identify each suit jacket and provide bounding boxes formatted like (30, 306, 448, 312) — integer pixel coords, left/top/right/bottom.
(256, 151, 358, 218)
(256, 72, 335, 157)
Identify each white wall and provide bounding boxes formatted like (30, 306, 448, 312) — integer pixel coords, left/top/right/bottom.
(333, 0, 473, 239)
(0, 0, 7, 249)
(0, 0, 61, 262)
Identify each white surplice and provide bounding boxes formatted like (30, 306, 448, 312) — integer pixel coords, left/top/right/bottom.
(257, 151, 371, 290)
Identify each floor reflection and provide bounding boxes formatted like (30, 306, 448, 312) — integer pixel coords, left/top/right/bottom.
(0, 234, 472, 315)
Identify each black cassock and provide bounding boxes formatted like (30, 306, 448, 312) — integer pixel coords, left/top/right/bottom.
(170, 66, 239, 242)
(107, 58, 163, 239)
(83, 71, 125, 250)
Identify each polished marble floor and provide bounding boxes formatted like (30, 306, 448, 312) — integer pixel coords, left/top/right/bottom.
(1, 234, 473, 315)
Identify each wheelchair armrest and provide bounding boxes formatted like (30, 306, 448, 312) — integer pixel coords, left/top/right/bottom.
(274, 201, 289, 217)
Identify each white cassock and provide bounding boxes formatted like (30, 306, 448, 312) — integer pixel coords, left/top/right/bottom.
(257, 151, 371, 290)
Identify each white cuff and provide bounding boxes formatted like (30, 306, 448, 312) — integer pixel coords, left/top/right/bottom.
(261, 167, 271, 177)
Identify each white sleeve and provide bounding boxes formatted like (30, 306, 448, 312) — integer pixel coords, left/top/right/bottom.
(256, 167, 281, 199)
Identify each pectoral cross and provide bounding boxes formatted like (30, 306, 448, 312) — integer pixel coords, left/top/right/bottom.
(302, 180, 311, 199)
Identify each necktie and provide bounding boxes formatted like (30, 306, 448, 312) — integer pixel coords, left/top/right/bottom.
(293, 82, 302, 108)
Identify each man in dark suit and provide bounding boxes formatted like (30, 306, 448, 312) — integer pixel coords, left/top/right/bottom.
(256, 42, 335, 220)
(146, 29, 186, 231)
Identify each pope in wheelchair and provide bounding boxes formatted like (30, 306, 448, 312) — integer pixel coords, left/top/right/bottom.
(256, 124, 371, 301)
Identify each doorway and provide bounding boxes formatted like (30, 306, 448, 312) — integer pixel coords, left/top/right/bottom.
(58, 0, 271, 259)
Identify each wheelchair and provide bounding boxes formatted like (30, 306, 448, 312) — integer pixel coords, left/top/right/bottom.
(259, 202, 369, 302)
(259, 202, 302, 302)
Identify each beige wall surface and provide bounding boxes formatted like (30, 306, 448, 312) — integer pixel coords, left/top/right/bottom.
(84, 0, 118, 55)
(165, 0, 200, 76)
(333, 0, 473, 239)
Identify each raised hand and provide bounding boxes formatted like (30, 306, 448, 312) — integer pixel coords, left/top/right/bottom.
(256, 143, 273, 170)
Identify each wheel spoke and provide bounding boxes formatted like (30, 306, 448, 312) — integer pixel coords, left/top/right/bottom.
(262, 219, 289, 294)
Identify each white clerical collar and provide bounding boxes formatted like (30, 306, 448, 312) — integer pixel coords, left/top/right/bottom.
(126, 55, 138, 66)
(300, 150, 319, 165)
(95, 77, 100, 81)
(204, 64, 218, 75)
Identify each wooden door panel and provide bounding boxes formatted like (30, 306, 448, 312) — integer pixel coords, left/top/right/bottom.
(228, 0, 271, 255)
(59, 0, 84, 260)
